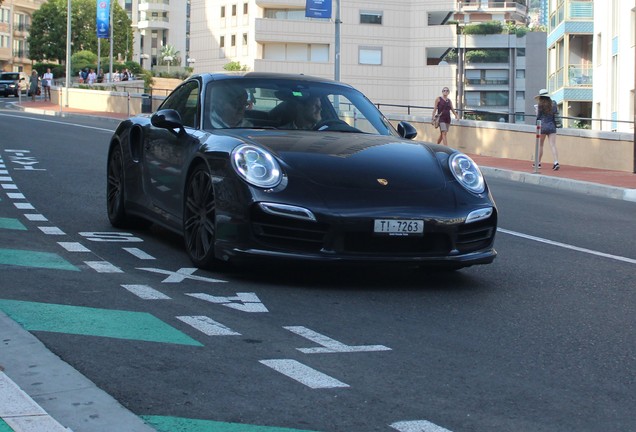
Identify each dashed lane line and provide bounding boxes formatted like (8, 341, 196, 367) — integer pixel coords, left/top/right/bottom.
(259, 359, 350, 389)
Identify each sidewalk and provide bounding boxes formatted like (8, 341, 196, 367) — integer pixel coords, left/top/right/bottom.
(14, 99, 636, 202)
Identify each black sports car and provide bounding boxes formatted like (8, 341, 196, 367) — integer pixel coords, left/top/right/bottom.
(107, 72, 497, 270)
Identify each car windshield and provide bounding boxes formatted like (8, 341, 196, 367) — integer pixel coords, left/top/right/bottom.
(1, 73, 19, 80)
(203, 78, 398, 136)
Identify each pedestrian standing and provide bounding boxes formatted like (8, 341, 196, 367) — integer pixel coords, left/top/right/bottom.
(87, 69, 97, 85)
(534, 88, 560, 171)
(432, 87, 459, 146)
(42, 68, 53, 101)
(29, 70, 39, 102)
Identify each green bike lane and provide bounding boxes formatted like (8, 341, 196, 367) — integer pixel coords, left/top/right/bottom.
(0, 191, 316, 431)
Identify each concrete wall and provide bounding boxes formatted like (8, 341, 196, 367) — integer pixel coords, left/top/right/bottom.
(391, 115, 634, 173)
(49, 87, 635, 173)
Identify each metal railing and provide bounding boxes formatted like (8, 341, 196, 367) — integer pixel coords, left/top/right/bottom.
(374, 103, 634, 131)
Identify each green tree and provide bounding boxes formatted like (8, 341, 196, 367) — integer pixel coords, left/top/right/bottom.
(224, 61, 249, 71)
(28, 0, 131, 65)
(159, 45, 181, 66)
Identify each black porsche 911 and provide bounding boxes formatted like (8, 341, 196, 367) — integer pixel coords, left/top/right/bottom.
(107, 72, 497, 270)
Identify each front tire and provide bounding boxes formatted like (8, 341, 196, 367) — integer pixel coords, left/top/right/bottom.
(183, 164, 218, 269)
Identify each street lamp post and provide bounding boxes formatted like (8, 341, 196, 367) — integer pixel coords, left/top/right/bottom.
(164, 55, 173, 74)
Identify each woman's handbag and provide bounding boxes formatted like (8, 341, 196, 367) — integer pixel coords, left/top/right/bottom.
(432, 115, 440, 129)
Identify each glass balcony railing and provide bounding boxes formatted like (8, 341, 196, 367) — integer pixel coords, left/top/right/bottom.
(550, 0, 593, 31)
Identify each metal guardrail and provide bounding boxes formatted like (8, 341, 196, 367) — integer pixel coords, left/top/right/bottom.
(374, 103, 634, 131)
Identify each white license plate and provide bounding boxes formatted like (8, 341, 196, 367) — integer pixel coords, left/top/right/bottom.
(373, 219, 424, 236)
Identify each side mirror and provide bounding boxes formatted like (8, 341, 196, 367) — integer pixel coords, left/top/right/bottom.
(151, 109, 183, 129)
(151, 109, 186, 136)
(397, 121, 417, 140)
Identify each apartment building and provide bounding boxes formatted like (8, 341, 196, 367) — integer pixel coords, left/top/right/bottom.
(452, 1, 546, 123)
(188, 0, 541, 119)
(546, 0, 594, 128)
(121, 0, 189, 69)
(592, 0, 634, 132)
(0, 0, 46, 73)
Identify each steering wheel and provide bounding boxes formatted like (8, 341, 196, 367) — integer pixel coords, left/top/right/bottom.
(312, 118, 348, 131)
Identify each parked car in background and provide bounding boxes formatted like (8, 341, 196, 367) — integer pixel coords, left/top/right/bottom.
(0, 72, 27, 97)
(107, 72, 498, 270)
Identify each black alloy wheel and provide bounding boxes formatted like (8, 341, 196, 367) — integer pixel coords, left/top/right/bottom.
(106, 144, 127, 227)
(184, 164, 218, 268)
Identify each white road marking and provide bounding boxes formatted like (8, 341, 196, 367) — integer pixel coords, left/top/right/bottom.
(79, 231, 143, 242)
(137, 267, 226, 283)
(0, 112, 114, 132)
(0, 372, 68, 432)
(6, 193, 25, 199)
(85, 261, 123, 273)
(177, 316, 241, 336)
(0, 176, 11, 181)
(186, 292, 269, 313)
(38, 226, 65, 235)
(390, 420, 453, 432)
(121, 284, 171, 300)
(123, 247, 155, 260)
(14, 203, 34, 210)
(57, 242, 91, 252)
(259, 359, 350, 389)
(1, 183, 17, 189)
(284, 326, 391, 354)
(498, 228, 636, 264)
(24, 214, 47, 221)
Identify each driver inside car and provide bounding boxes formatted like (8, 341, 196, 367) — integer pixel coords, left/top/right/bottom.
(209, 84, 252, 128)
(282, 96, 322, 130)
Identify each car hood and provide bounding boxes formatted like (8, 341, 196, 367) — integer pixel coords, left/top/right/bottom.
(239, 131, 448, 192)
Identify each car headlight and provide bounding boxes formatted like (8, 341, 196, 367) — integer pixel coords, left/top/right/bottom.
(231, 144, 282, 188)
(449, 153, 485, 194)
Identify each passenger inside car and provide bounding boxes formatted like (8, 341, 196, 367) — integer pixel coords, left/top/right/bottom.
(208, 84, 252, 128)
(280, 96, 323, 130)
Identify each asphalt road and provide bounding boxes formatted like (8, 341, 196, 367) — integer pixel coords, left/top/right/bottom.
(1, 108, 635, 432)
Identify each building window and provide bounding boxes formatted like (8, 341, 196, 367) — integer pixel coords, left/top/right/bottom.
(360, 11, 382, 24)
(262, 43, 329, 63)
(0, 35, 9, 48)
(231, 34, 236, 47)
(242, 33, 248, 45)
(244, 2, 248, 14)
(359, 47, 382, 65)
(232, 4, 237, 16)
(516, 48, 525, 57)
(516, 91, 525, 99)
(0, 8, 10, 23)
(263, 9, 306, 19)
(516, 69, 525, 79)
(220, 6, 225, 18)
(220, 35, 225, 48)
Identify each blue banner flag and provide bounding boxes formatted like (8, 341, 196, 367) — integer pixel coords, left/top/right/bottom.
(96, 0, 110, 39)
(305, 0, 332, 18)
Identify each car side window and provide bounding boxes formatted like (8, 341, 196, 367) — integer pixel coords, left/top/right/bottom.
(159, 81, 200, 129)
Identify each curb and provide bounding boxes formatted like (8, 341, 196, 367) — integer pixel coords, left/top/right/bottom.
(0, 311, 156, 432)
(481, 166, 636, 203)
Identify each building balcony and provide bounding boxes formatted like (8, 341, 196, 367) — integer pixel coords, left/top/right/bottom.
(139, 0, 170, 13)
(254, 17, 332, 44)
(137, 18, 170, 30)
(549, 65, 593, 95)
(549, 0, 593, 32)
